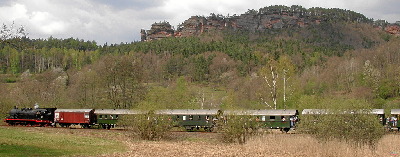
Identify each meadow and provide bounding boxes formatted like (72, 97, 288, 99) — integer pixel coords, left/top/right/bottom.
(0, 126, 127, 157)
(2, 126, 400, 157)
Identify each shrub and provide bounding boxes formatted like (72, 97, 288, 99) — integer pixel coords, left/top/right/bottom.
(218, 114, 260, 144)
(119, 110, 173, 141)
(298, 99, 385, 149)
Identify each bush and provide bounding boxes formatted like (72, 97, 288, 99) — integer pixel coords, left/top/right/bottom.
(119, 110, 173, 141)
(218, 114, 260, 144)
(298, 103, 385, 149)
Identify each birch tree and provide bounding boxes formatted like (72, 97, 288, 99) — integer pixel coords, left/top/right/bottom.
(259, 59, 279, 109)
(259, 56, 295, 109)
(277, 56, 295, 109)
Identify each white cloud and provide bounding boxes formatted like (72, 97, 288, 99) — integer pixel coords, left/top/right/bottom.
(0, 3, 28, 22)
(30, 11, 67, 35)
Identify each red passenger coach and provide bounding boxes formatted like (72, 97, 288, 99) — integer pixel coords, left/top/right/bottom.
(55, 109, 95, 128)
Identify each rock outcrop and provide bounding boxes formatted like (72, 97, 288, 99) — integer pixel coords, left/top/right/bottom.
(384, 24, 400, 36)
(142, 21, 174, 41)
(141, 5, 398, 41)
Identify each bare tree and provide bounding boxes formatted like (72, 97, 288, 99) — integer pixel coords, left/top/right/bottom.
(0, 21, 27, 40)
(259, 56, 295, 109)
(260, 60, 279, 109)
(100, 55, 145, 109)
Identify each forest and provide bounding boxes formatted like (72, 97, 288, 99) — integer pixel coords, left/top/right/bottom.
(0, 6, 399, 118)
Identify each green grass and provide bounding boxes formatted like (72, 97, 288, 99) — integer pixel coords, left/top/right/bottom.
(0, 127, 127, 157)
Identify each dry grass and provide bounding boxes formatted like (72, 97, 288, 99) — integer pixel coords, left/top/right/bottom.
(104, 133, 400, 157)
(4, 126, 400, 157)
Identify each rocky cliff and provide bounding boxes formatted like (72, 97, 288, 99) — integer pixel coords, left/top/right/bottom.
(384, 24, 400, 36)
(141, 5, 398, 41)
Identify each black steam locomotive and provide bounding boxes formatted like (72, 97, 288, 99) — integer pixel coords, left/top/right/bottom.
(4, 106, 56, 126)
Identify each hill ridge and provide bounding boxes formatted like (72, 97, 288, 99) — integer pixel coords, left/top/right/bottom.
(141, 5, 399, 41)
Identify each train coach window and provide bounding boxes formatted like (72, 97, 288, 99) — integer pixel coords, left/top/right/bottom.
(183, 116, 187, 121)
(99, 115, 103, 119)
(189, 115, 193, 120)
(262, 116, 266, 121)
(116, 115, 119, 119)
(270, 116, 276, 120)
(105, 115, 108, 119)
(198, 116, 201, 120)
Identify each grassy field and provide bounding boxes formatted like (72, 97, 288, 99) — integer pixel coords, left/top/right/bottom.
(2, 126, 400, 157)
(0, 126, 127, 157)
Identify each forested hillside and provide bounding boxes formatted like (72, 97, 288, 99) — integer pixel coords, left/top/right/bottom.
(0, 5, 399, 117)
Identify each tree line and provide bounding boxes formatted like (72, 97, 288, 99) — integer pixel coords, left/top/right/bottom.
(0, 18, 398, 112)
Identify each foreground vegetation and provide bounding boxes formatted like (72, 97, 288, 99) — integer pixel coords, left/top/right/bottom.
(119, 111, 174, 141)
(0, 127, 127, 157)
(98, 131, 400, 157)
(2, 125, 399, 156)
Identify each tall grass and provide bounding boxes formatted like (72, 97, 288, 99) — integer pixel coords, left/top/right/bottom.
(110, 133, 400, 156)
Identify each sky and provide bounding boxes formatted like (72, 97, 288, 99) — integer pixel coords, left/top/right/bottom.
(0, 0, 399, 45)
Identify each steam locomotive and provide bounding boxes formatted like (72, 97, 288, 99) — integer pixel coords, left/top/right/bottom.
(4, 106, 56, 127)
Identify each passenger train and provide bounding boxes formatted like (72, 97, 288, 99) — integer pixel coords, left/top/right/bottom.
(4, 106, 398, 132)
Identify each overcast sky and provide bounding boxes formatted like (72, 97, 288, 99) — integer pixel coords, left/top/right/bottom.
(0, 0, 399, 44)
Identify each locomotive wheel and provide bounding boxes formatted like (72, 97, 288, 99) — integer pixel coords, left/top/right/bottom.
(283, 128, 290, 133)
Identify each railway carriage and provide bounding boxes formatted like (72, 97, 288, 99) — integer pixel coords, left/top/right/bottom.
(94, 109, 142, 129)
(54, 109, 95, 128)
(224, 109, 298, 132)
(302, 109, 385, 125)
(156, 109, 220, 131)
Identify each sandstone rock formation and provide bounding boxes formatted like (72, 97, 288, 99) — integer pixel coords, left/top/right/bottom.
(141, 5, 398, 41)
(142, 21, 174, 41)
(384, 24, 400, 36)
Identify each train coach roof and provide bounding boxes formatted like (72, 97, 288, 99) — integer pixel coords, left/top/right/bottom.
(55, 109, 93, 113)
(94, 109, 144, 115)
(224, 109, 298, 116)
(371, 109, 384, 114)
(155, 109, 220, 115)
(301, 109, 328, 115)
(302, 109, 384, 115)
(391, 109, 400, 115)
